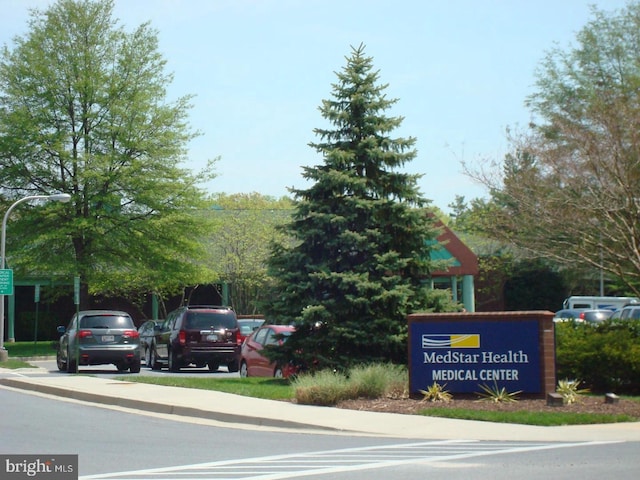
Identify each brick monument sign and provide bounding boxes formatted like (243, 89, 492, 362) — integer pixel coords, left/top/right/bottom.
(408, 311, 556, 398)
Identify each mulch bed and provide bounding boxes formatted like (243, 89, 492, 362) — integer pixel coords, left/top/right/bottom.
(336, 395, 640, 418)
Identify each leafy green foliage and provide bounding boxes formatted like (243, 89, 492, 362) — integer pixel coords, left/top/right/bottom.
(555, 320, 640, 394)
(0, 0, 214, 304)
(504, 258, 566, 311)
(206, 193, 293, 313)
(263, 44, 453, 371)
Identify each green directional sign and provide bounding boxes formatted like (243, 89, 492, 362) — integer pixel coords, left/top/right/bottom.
(0, 269, 14, 295)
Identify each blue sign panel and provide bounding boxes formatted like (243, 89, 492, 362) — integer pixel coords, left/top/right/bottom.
(409, 319, 541, 394)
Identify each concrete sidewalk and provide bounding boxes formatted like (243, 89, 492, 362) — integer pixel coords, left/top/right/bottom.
(1, 366, 639, 442)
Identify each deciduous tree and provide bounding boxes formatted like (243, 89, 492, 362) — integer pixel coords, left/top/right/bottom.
(0, 0, 215, 306)
(206, 193, 292, 314)
(466, 3, 640, 295)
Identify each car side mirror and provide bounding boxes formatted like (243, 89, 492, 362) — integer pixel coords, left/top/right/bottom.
(57, 326, 66, 334)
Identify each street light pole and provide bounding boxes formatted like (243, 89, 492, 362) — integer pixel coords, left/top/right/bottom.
(0, 193, 71, 361)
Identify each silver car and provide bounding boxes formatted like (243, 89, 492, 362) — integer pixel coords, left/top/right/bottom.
(56, 310, 141, 373)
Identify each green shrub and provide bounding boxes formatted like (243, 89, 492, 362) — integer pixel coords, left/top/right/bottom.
(555, 320, 640, 394)
(15, 311, 62, 341)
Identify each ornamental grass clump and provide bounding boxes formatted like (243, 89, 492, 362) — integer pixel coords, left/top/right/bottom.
(292, 364, 409, 405)
(292, 370, 351, 406)
(476, 382, 522, 403)
(556, 379, 590, 404)
(419, 382, 452, 403)
(347, 363, 408, 399)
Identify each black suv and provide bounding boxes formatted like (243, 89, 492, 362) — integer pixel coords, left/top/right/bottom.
(148, 305, 240, 372)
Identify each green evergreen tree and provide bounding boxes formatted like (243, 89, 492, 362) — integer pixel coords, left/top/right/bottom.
(263, 44, 451, 370)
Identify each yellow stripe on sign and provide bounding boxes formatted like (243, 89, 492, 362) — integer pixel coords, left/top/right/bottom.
(450, 334, 480, 348)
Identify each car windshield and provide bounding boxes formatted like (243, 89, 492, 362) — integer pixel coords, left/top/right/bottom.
(80, 314, 133, 329)
(583, 311, 612, 321)
(186, 312, 236, 329)
(240, 325, 254, 335)
(239, 320, 263, 335)
(264, 329, 292, 346)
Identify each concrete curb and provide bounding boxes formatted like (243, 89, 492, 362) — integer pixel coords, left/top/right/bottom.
(0, 377, 333, 432)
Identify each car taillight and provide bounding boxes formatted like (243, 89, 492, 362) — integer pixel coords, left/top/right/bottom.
(122, 330, 139, 339)
(179, 330, 186, 345)
(77, 330, 93, 339)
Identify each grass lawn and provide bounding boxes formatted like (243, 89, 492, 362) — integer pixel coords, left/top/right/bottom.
(117, 375, 294, 401)
(0, 358, 37, 369)
(419, 407, 637, 426)
(2, 341, 57, 358)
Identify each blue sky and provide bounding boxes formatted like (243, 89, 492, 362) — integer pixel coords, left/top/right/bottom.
(0, 0, 631, 212)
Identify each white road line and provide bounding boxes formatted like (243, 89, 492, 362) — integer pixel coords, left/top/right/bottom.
(80, 439, 622, 480)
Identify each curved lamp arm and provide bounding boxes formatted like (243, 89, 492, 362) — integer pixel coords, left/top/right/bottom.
(0, 193, 71, 351)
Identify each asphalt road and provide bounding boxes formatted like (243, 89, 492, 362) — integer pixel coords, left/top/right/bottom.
(33, 358, 241, 378)
(3, 360, 640, 479)
(1, 385, 638, 480)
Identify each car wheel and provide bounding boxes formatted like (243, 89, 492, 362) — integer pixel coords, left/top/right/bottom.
(149, 346, 161, 370)
(66, 348, 78, 374)
(239, 361, 249, 378)
(115, 362, 127, 372)
(274, 366, 284, 378)
(168, 349, 180, 372)
(130, 358, 141, 373)
(56, 347, 67, 372)
(227, 359, 239, 373)
(207, 362, 219, 372)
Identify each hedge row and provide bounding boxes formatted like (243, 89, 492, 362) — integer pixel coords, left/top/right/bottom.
(555, 319, 640, 394)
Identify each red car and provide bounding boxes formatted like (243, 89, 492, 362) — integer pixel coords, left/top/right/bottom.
(239, 324, 296, 378)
